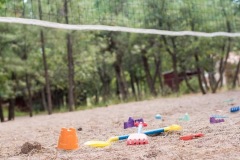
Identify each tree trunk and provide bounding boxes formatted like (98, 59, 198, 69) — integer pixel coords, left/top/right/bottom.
(106, 32, 128, 100)
(40, 30, 52, 114)
(98, 67, 110, 102)
(8, 99, 15, 121)
(116, 78, 120, 96)
(232, 59, 240, 88)
(141, 52, 157, 96)
(25, 74, 33, 117)
(162, 36, 179, 92)
(201, 70, 209, 91)
(64, 0, 75, 111)
(135, 74, 141, 99)
(189, 15, 206, 94)
(171, 54, 179, 92)
(114, 61, 128, 100)
(212, 9, 232, 93)
(194, 52, 206, 94)
(52, 89, 65, 108)
(169, 36, 180, 93)
(212, 38, 231, 93)
(208, 72, 216, 91)
(41, 88, 48, 112)
(8, 72, 16, 121)
(38, 0, 52, 114)
(0, 99, 4, 122)
(183, 71, 196, 93)
(66, 33, 75, 111)
(94, 90, 99, 104)
(129, 71, 137, 100)
(154, 55, 164, 93)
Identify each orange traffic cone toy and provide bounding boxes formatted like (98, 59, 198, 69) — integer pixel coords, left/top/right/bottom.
(57, 128, 79, 150)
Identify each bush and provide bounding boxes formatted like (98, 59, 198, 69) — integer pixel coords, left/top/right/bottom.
(179, 77, 200, 94)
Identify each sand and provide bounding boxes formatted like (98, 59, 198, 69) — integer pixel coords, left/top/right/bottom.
(0, 90, 239, 160)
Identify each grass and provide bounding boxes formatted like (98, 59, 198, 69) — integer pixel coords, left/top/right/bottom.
(3, 85, 239, 119)
(3, 107, 29, 117)
(1, 92, 182, 119)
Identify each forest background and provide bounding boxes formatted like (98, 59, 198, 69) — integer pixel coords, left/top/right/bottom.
(0, 0, 240, 122)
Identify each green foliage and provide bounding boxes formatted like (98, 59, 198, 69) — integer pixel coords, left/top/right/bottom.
(179, 77, 200, 94)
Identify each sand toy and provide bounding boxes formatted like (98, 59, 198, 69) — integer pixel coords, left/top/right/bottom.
(210, 117, 224, 124)
(127, 122, 148, 145)
(180, 133, 204, 141)
(134, 121, 148, 127)
(211, 115, 228, 118)
(124, 117, 144, 129)
(179, 113, 190, 121)
(84, 124, 182, 148)
(57, 128, 79, 150)
(230, 106, 239, 113)
(155, 114, 162, 119)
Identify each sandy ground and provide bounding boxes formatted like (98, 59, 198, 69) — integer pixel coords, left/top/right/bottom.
(0, 90, 240, 160)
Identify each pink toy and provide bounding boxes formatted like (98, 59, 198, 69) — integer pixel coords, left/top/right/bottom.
(127, 123, 148, 145)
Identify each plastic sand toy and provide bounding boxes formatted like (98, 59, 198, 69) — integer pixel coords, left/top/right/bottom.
(134, 121, 148, 127)
(179, 113, 190, 121)
(224, 98, 234, 103)
(84, 124, 182, 148)
(155, 114, 162, 119)
(127, 122, 148, 145)
(210, 117, 224, 124)
(57, 128, 79, 150)
(211, 115, 228, 118)
(124, 117, 144, 129)
(230, 106, 239, 113)
(180, 133, 204, 141)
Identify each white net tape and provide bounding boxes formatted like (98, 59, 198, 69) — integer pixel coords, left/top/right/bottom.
(1, 17, 240, 37)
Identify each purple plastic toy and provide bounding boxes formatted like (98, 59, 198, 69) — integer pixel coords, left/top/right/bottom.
(124, 117, 144, 129)
(210, 117, 224, 124)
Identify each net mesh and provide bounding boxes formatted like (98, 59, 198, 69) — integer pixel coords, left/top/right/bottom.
(0, 0, 240, 36)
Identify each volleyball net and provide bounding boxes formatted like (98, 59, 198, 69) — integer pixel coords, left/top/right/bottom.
(0, 0, 240, 37)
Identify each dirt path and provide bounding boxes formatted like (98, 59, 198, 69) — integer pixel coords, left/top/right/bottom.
(0, 90, 239, 160)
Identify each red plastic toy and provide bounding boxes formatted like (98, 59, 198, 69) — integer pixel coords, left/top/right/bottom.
(134, 122, 148, 127)
(180, 133, 204, 141)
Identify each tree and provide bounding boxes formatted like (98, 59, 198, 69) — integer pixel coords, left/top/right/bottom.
(109, 32, 129, 100)
(38, 0, 53, 114)
(64, 0, 75, 111)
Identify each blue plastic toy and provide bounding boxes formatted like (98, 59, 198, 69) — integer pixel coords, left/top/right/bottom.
(155, 114, 162, 119)
(211, 115, 228, 118)
(230, 106, 239, 113)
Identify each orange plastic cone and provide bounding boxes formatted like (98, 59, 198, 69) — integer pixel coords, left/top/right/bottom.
(57, 128, 79, 150)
